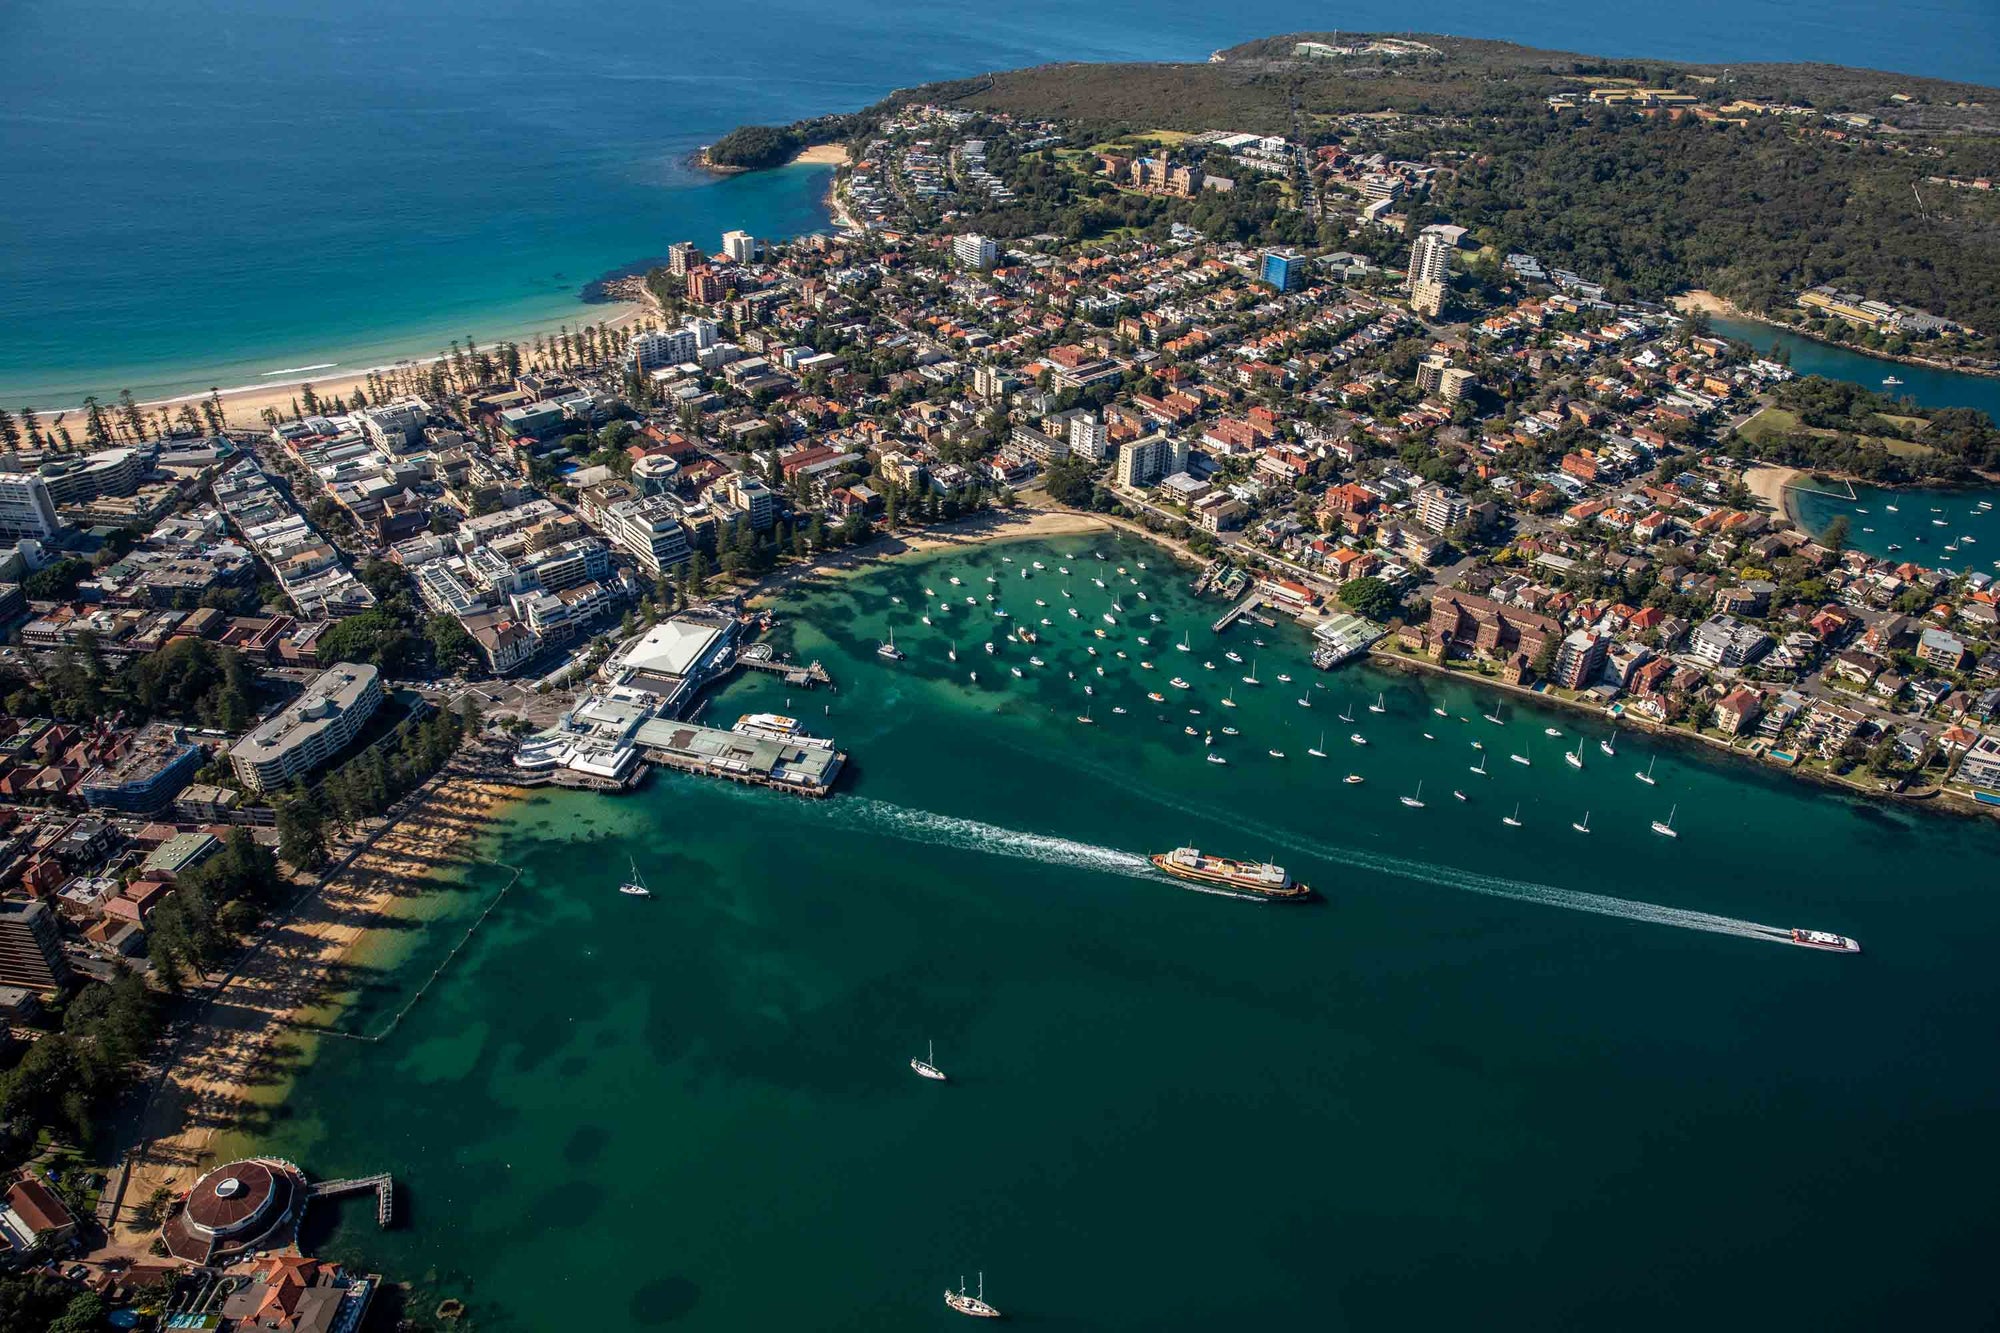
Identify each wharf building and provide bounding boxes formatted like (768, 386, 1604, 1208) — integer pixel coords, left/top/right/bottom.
(161, 1158, 308, 1265)
(228, 663, 383, 792)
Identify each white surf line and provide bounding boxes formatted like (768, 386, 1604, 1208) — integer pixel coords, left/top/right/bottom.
(261, 361, 339, 376)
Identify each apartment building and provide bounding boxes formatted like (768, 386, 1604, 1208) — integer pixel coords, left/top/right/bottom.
(228, 662, 383, 792)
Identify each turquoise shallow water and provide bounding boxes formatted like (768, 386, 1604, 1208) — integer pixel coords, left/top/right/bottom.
(254, 533, 2000, 1330)
(5, 0, 1999, 407)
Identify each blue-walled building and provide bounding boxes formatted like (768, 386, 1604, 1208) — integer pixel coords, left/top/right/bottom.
(1259, 249, 1303, 292)
(80, 725, 206, 815)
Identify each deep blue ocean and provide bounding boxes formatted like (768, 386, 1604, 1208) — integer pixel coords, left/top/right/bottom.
(3, 0, 1997, 408)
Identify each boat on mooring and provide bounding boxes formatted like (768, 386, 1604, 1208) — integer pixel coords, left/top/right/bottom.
(911, 1041, 947, 1081)
(945, 1273, 1000, 1319)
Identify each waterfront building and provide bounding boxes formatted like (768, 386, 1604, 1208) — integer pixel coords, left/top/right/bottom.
(161, 1159, 308, 1265)
(228, 662, 383, 792)
(37, 446, 142, 507)
(1115, 433, 1174, 489)
(0, 900, 68, 994)
(1428, 590, 1559, 662)
(952, 233, 998, 271)
(686, 266, 724, 304)
(665, 240, 701, 276)
(722, 229, 759, 263)
(0, 473, 62, 541)
(1552, 630, 1607, 690)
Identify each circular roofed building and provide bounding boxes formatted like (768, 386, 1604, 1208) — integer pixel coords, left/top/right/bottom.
(162, 1158, 305, 1264)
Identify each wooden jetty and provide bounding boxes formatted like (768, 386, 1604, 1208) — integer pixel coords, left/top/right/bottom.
(309, 1173, 395, 1227)
(736, 657, 835, 689)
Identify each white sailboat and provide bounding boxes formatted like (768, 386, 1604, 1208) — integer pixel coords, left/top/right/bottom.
(1308, 732, 1327, 759)
(945, 1273, 1001, 1319)
(618, 858, 652, 898)
(1600, 730, 1618, 758)
(1400, 781, 1426, 809)
(1636, 756, 1657, 786)
(1242, 658, 1261, 686)
(1368, 692, 1385, 714)
(1176, 631, 1191, 653)
(1572, 811, 1591, 834)
(1501, 803, 1522, 828)
(1651, 804, 1680, 838)
(1565, 737, 1584, 770)
(1470, 753, 1488, 776)
(911, 1041, 947, 1081)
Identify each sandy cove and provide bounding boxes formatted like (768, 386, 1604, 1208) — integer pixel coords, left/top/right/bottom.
(736, 506, 1116, 608)
(1743, 464, 1806, 527)
(103, 766, 525, 1257)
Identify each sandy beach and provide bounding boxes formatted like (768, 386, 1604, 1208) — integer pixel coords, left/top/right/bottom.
(1743, 464, 1805, 526)
(739, 506, 1115, 607)
(24, 301, 649, 432)
(104, 769, 525, 1256)
(789, 143, 852, 167)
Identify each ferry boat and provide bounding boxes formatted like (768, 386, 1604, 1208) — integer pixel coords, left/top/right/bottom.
(1149, 846, 1310, 901)
(945, 1274, 999, 1319)
(911, 1041, 947, 1081)
(618, 859, 652, 898)
(1789, 928, 1861, 953)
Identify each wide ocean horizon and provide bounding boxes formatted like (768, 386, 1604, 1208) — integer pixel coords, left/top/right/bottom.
(4, 0, 1999, 408)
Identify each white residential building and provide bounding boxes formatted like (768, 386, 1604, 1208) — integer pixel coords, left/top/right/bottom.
(228, 663, 383, 791)
(952, 233, 998, 271)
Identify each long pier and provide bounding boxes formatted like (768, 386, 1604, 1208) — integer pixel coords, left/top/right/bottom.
(309, 1173, 395, 1227)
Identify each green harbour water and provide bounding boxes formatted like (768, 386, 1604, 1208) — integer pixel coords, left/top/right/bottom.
(255, 533, 2000, 1330)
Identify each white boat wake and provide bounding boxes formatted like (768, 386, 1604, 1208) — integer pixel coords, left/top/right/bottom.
(838, 798, 1156, 881)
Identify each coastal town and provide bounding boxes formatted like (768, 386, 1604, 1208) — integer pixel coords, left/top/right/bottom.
(2, 31, 2000, 1333)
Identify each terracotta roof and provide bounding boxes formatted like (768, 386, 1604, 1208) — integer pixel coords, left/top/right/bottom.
(6, 1178, 72, 1236)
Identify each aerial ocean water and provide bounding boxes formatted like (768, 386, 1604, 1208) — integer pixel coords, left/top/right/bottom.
(253, 533, 2000, 1329)
(3, 0, 1998, 407)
